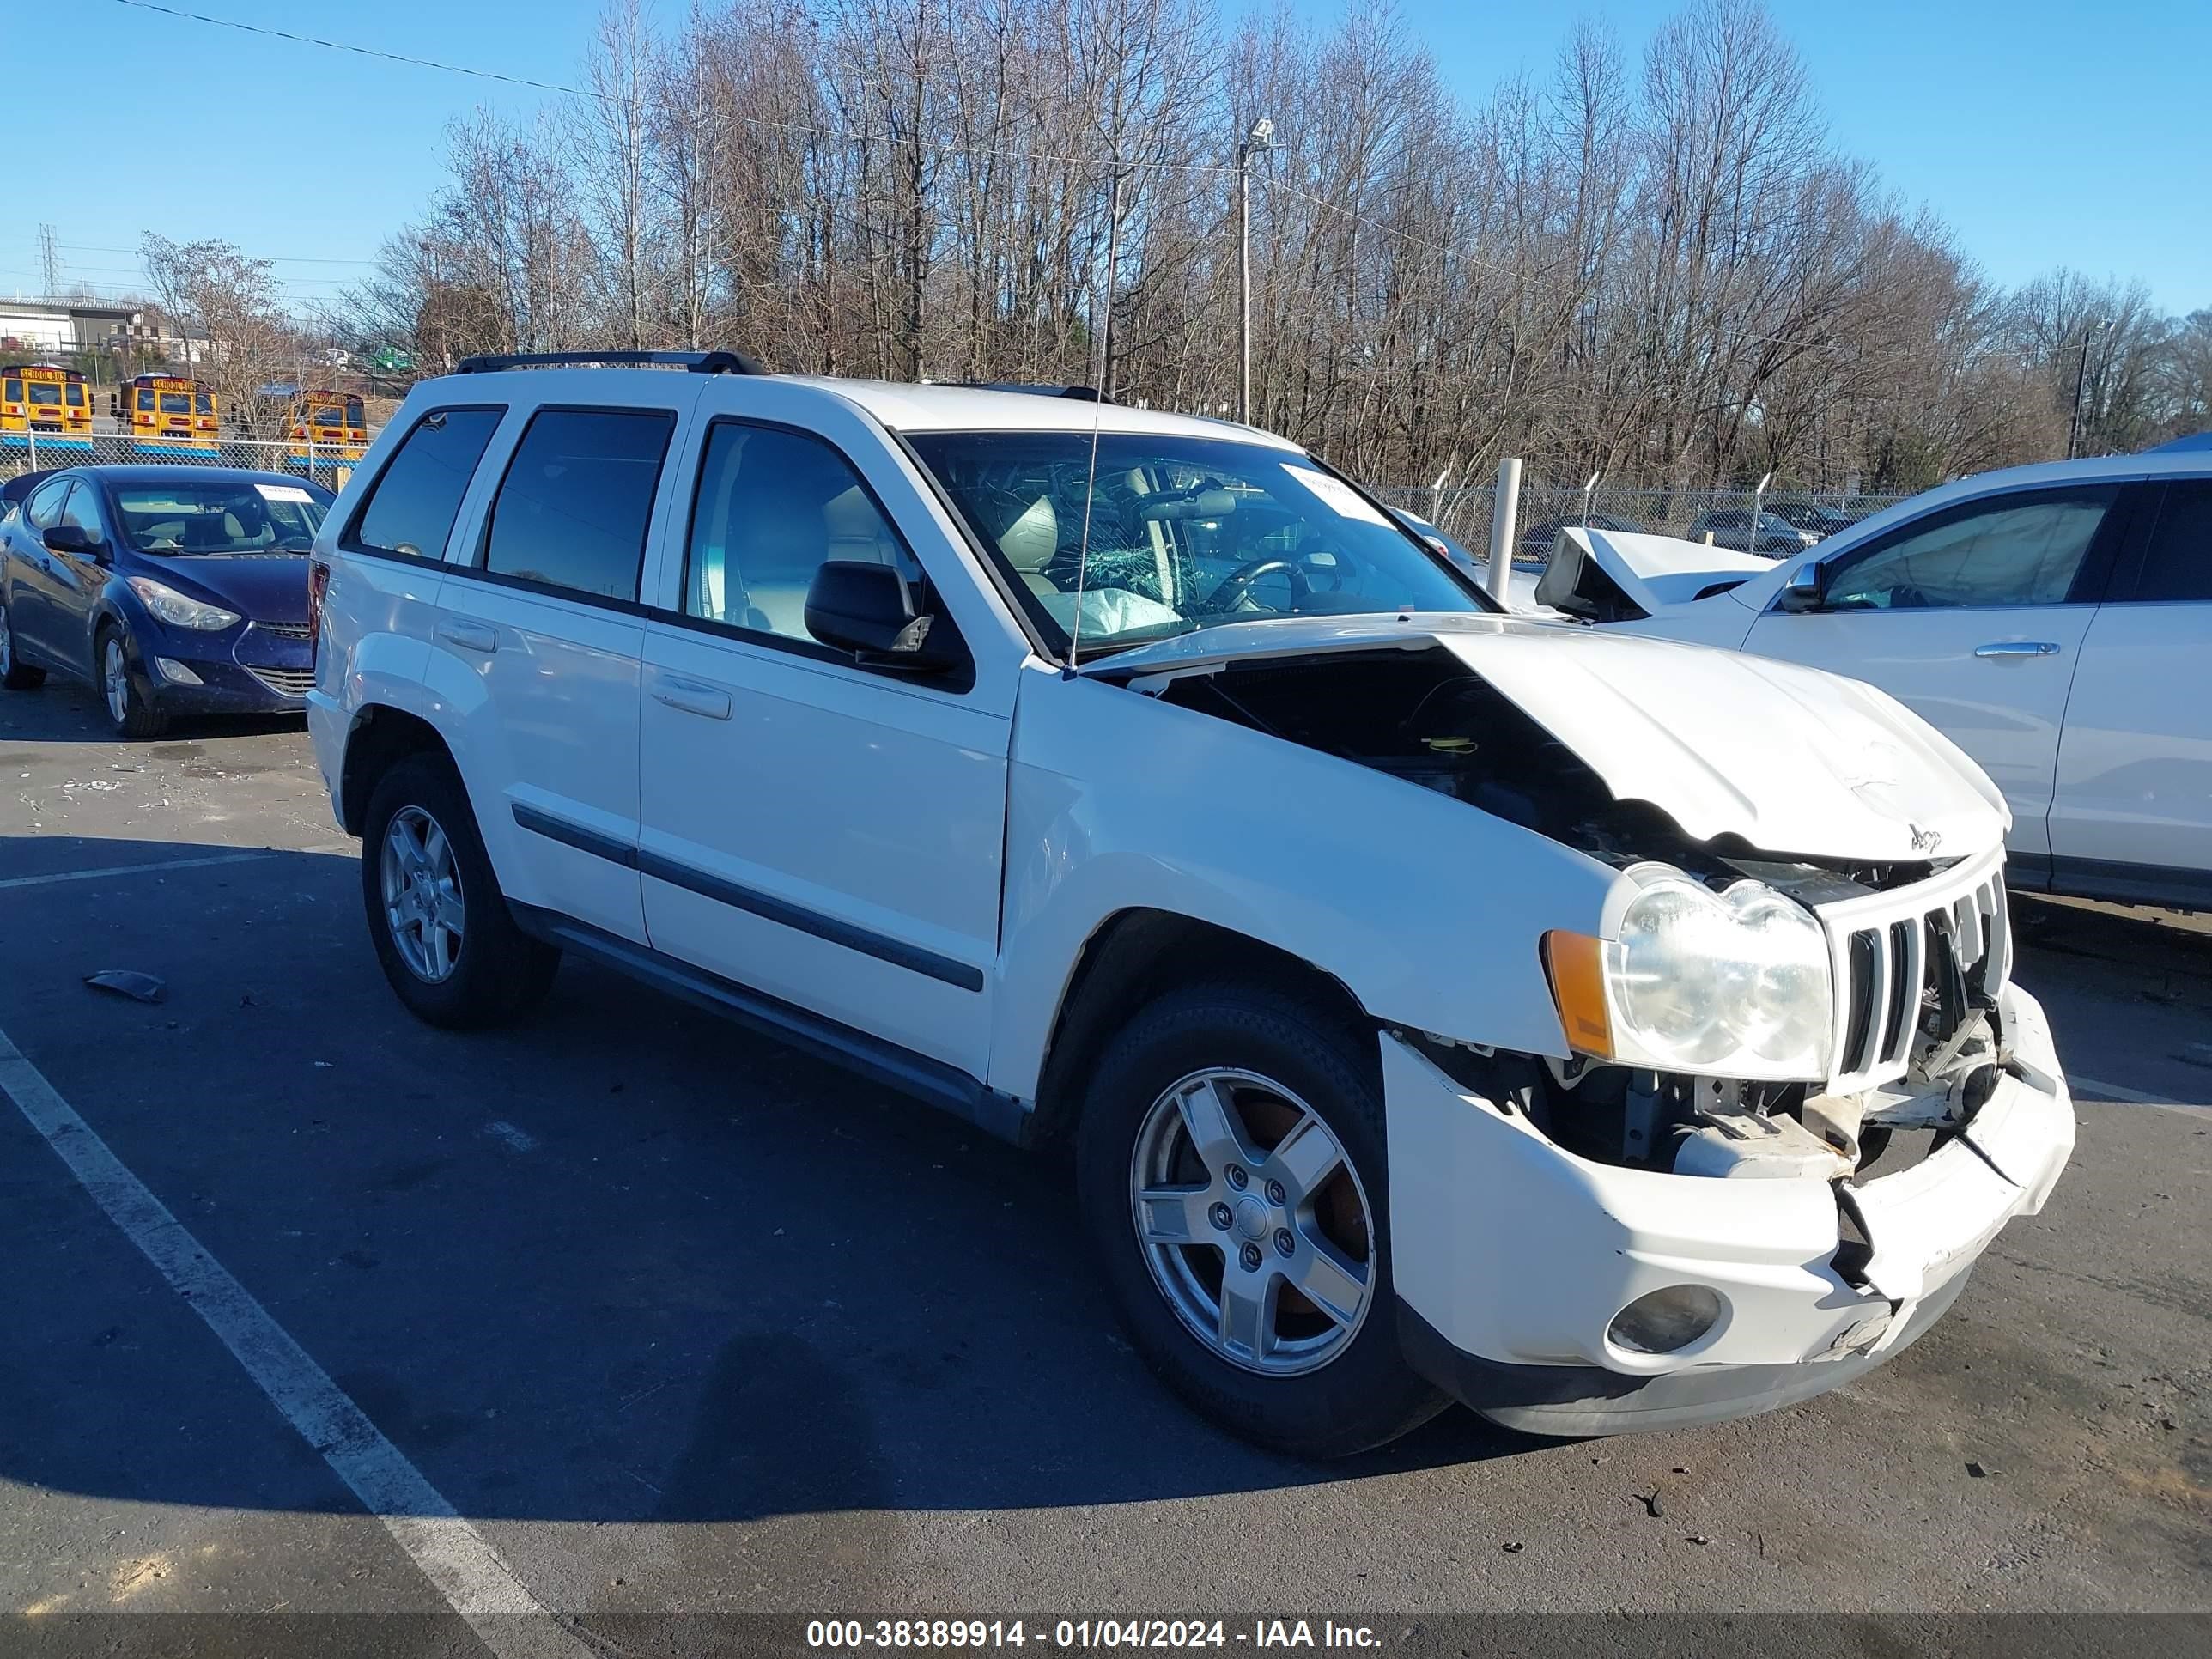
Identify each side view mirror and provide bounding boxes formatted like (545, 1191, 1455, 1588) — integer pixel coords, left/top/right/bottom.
(1775, 561, 1826, 613)
(803, 561, 963, 672)
(42, 524, 105, 559)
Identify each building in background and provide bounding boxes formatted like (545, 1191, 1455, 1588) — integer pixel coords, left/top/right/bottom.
(0, 298, 151, 356)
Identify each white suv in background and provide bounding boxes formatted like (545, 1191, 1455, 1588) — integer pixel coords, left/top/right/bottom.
(1538, 453, 2212, 911)
(305, 354, 2074, 1455)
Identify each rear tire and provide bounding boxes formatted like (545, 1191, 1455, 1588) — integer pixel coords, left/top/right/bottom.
(361, 751, 559, 1029)
(1076, 982, 1449, 1459)
(99, 627, 166, 739)
(0, 599, 43, 690)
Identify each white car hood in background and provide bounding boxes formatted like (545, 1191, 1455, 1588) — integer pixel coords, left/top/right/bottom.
(1095, 614, 2008, 863)
(1534, 526, 1777, 617)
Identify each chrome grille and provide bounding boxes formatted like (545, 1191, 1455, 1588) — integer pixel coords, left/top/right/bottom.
(1820, 848, 2008, 1093)
(246, 665, 316, 697)
(250, 622, 314, 641)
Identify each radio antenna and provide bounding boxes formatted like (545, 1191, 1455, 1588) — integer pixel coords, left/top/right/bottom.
(1065, 160, 1122, 678)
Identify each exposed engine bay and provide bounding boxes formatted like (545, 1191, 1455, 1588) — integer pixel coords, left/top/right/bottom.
(1121, 645, 2014, 1212)
(1133, 646, 1938, 883)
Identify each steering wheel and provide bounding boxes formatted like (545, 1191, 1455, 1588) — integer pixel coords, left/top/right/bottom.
(1202, 556, 1311, 613)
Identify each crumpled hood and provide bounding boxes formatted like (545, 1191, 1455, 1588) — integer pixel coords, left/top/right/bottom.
(1093, 613, 2008, 863)
(133, 551, 312, 625)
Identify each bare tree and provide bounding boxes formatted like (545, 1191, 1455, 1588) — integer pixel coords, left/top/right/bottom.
(341, 0, 2205, 488)
(139, 234, 302, 436)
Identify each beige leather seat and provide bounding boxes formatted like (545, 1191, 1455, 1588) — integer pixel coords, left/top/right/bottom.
(996, 495, 1059, 598)
(823, 485, 899, 566)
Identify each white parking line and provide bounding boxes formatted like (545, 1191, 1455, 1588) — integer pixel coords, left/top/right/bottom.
(0, 1025, 589, 1658)
(2069, 1075, 2210, 1119)
(0, 850, 277, 890)
(0, 842, 357, 892)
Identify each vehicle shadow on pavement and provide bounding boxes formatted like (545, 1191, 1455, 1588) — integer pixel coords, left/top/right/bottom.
(0, 692, 307, 749)
(0, 836, 1537, 1533)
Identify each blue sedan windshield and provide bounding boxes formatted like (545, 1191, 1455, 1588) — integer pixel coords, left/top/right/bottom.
(113, 483, 331, 556)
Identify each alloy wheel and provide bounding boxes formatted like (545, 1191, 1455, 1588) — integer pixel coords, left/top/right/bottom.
(380, 805, 466, 983)
(1128, 1067, 1376, 1376)
(0, 606, 13, 676)
(102, 636, 130, 726)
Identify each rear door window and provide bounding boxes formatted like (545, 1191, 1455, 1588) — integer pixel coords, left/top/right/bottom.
(346, 406, 505, 562)
(481, 408, 675, 603)
(2127, 480, 2212, 603)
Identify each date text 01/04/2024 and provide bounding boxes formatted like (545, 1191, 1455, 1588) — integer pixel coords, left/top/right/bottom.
(805, 1620, 1386, 1650)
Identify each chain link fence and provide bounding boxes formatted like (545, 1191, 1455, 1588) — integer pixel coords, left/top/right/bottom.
(1366, 477, 1917, 566)
(0, 429, 370, 494)
(6, 421, 1916, 568)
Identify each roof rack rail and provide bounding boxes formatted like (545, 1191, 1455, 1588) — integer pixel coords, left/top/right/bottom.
(454, 349, 766, 376)
(955, 380, 1109, 403)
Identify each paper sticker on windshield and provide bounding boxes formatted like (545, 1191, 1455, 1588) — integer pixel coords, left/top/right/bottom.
(254, 483, 314, 503)
(1289, 466, 1389, 527)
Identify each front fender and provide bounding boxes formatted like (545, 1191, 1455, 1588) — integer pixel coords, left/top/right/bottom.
(988, 665, 1620, 1101)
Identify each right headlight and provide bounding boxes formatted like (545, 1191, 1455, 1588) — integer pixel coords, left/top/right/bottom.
(1544, 863, 1835, 1081)
(128, 576, 240, 632)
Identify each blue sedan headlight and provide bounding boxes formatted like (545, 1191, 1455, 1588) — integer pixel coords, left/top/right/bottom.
(127, 576, 240, 632)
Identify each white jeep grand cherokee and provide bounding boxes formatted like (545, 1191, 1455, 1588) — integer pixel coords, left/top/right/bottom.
(305, 353, 2074, 1457)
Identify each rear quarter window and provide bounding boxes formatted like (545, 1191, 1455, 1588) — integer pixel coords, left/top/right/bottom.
(344, 406, 506, 562)
(479, 407, 675, 602)
(2130, 480, 2212, 603)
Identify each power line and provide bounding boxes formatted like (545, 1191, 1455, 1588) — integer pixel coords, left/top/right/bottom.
(61, 242, 378, 267)
(99, 0, 599, 100)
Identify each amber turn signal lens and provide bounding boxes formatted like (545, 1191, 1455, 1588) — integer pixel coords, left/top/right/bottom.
(1541, 930, 1613, 1059)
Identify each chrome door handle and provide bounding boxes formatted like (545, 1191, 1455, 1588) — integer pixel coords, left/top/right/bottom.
(435, 619, 497, 653)
(653, 678, 732, 720)
(1973, 641, 2059, 659)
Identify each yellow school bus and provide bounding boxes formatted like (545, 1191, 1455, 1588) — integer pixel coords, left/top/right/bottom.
(119, 374, 220, 453)
(1, 363, 95, 452)
(287, 387, 368, 460)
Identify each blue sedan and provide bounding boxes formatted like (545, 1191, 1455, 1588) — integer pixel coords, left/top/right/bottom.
(0, 465, 332, 738)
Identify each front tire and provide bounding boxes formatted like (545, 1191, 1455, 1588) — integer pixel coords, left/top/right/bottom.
(361, 752, 559, 1029)
(99, 627, 166, 738)
(0, 599, 46, 690)
(1076, 983, 1448, 1459)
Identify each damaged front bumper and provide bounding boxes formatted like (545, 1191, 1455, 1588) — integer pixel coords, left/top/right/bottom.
(1382, 983, 2074, 1436)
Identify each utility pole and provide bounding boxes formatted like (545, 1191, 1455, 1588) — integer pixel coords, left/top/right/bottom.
(2067, 319, 2108, 460)
(1237, 118, 1273, 426)
(1095, 164, 1125, 398)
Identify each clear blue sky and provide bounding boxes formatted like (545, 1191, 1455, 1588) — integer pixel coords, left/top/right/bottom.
(5, 0, 2205, 319)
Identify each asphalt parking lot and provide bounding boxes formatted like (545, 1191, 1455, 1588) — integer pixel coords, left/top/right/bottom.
(1, 678, 2206, 1655)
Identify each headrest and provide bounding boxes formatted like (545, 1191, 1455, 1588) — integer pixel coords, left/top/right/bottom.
(994, 495, 1058, 573)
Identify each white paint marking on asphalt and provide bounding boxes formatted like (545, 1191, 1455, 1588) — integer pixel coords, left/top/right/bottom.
(483, 1121, 540, 1153)
(0, 850, 275, 890)
(0, 842, 359, 893)
(0, 1025, 589, 1659)
(2069, 1075, 2211, 1119)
